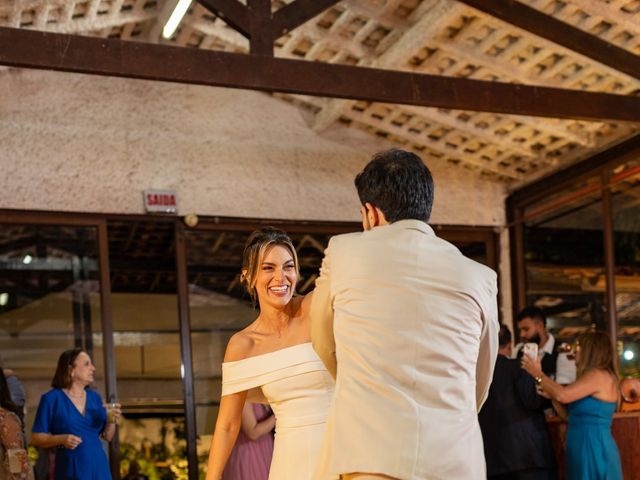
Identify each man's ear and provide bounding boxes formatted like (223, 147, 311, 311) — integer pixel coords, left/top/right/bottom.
(365, 202, 380, 228)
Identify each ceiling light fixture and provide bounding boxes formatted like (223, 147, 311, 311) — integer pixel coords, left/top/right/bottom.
(162, 0, 192, 39)
(0, 293, 8, 306)
(22, 254, 33, 265)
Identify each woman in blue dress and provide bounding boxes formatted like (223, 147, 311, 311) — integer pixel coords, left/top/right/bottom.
(522, 330, 622, 480)
(31, 348, 121, 480)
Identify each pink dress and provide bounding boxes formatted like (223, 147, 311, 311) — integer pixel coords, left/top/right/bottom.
(221, 404, 274, 480)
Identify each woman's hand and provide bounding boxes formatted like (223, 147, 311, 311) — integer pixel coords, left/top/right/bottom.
(521, 355, 543, 378)
(61, 434, 83, 449)
(537, 386, 551, 399)
(111, 403, 122, 423)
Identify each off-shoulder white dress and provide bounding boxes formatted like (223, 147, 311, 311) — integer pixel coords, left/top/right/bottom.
(222, 342, 334, 480)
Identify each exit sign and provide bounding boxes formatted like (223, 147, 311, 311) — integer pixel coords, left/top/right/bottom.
(143, 189, 177, 213)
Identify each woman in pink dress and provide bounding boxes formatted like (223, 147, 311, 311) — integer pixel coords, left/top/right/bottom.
(221, 402, 275, 480)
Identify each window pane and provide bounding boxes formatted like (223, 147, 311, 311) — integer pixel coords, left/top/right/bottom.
(523, 176, 607, 340)
(107, 220, 185, 478)
(610, 160, 640, 378)
(0, 224, 104, 463)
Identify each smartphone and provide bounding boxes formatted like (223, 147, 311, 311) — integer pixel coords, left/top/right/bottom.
(523, 342, 538, 360)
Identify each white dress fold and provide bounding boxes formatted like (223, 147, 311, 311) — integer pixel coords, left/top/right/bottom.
(222, 343, 334, 480)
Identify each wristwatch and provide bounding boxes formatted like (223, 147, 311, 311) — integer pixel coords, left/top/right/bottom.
(535, 376, 543, 385)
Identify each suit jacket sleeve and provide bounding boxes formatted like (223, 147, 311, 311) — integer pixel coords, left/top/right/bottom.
(475, 273, 499, 412)
(515, 367, 545, 411)
(310, 241, 337, 379)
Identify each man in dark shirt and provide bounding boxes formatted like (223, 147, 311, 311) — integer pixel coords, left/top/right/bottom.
(479, 325, 556, 480)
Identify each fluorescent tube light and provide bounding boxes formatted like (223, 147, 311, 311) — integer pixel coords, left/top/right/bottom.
(162, 0, 192, 39)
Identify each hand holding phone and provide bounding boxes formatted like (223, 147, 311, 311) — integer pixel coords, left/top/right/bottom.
(523, 342, 538, 360)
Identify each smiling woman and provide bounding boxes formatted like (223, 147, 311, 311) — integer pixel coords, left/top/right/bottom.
(204, 227, 334, 480)
(239, 227, 300, 308)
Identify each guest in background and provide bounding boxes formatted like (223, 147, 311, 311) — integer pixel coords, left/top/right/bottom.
(479, 325, 556, 480)
(1, 369, 25, 414)
(31, 348, 121, 480)
(522, 331, 622, 480)
(1, 368, 26, 444)
(514, 307, 575, 384)
(515, 306, 575, 422)
(0, 367, 33, 479)
(222, 402, 275, 480)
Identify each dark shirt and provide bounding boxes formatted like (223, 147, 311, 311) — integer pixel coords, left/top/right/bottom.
(479, 355, 556, 476)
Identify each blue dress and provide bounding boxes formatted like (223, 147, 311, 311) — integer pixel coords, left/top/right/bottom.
(566, 396, 622, 480)
(32, 389, 111, 480)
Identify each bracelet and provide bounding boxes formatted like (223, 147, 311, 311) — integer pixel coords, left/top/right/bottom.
(535, 376, 543, 385)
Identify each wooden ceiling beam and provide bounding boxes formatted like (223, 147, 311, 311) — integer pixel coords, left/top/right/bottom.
(1, 27, 640, 122)
(247, 0, 272, 56)
(456, 0, 640, 81)
(196, 0, 251, 38)
(272, 0, 342, 40)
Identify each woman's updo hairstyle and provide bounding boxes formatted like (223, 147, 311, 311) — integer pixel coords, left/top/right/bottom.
(240, 227, 299, 304)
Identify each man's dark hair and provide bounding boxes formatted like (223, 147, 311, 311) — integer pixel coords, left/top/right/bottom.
(516, 306, 546, 328)
(498, 324, 512, 348)
(354, 149, 434, 223)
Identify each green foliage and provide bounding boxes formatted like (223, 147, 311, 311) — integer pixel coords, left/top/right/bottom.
(119, 418, 208, 479)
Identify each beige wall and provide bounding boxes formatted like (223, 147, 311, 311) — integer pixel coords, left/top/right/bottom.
(0, 68, 510, 318)
(0, 68, 506, 225)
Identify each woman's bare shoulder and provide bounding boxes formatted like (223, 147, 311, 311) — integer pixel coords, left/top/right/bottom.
(300, 291, 313, 315)
(224, 329, 256, 362)
(582, 368, 619, 393)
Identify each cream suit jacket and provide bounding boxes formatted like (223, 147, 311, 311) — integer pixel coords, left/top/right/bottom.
(310, 220, 499, 480)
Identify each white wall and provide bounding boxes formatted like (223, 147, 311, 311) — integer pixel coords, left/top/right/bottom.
(0, 68, 506, 226)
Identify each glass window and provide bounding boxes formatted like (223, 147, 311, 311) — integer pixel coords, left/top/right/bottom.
(610, 160, 640, 378)
(106, 220, 186, 478)
(522, 176, 607, 341)
(0, 223, 104, 464)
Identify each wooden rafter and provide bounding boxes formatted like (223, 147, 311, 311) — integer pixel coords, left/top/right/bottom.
(272, 0, 342, 39)
(2, 27, 640, 122)
(456, 0, 640, 81)
(195, 0, 341, 55)
(196, 0, 251, 38)
(247, 0, 272, 55)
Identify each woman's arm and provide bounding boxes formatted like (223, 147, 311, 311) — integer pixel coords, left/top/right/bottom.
(552, 400, 568, 421)
(521, 356, 600, 404)
(101, 423, 117, 442)
(0, 411, 32, 478)
(240, 403, 275, 441)
(31, 432, 81, 449)
(205, 333, 254, 480)
(205, 390, 247, 480)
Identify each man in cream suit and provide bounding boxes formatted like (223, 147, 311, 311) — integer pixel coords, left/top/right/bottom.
(311, 149, 499, 480)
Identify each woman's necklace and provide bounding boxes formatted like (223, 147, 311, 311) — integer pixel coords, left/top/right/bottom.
(64, 388, 85, 400)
